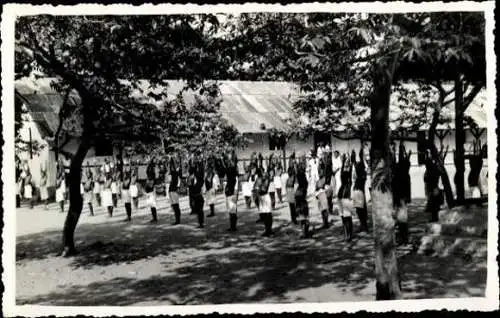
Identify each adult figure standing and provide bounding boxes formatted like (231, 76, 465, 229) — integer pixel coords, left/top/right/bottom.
(315, 164, 330, 229)
(331, 150, 343, 214)
(338, 153, 354, 242)
(205, 156, 217, 218)
(259, 163, 273, 237)
(253, 153, 264, 222)
(169, 155, 182, 225)
(122, 169, 132, 221)
(323, 149, 334, 215)
(191, 156, 206, 228)
(296, 156, 311, 238)
(352, 148, 369, 233)
(225, 150, 239, 232)
(39, 162, 49, 210)
(285, 153, 298, 225)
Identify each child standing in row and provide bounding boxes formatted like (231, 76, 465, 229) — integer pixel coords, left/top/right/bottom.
(205, 157, 217, 218)
(83, 166, 94, 216)
(103, 173, 114, 217)
(274, 161, 283, 204)
(131, 166, 139, 210)
(296, 157, 311, 239)
(285, 157, 298, 225)
(93, 167, 102, 207)
(56, 172, 66, 213)
(39, 164, 49, 210)
(338, 154, 354, 242)
(111, 170, 119, 208)
(258, 166, 273, 237)
(315, 166, 330, 229)
(169, 156, 181, 225)
(242, 165, 253, 209)
(122, 170, 132, 222)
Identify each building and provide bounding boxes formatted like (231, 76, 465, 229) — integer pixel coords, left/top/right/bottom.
(15, 77, 487, 198)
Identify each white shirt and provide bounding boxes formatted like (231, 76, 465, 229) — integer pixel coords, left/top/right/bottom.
(317, 147, 324, 158)
(332, 156, 342, 173)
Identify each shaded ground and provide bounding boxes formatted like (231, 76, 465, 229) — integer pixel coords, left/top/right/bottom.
(16, 194, 487, 305)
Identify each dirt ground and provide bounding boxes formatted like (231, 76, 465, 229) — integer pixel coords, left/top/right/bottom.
(15, 193, 487, 305)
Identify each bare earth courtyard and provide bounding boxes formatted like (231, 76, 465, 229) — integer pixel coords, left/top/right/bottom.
(16, 194, 487, 305)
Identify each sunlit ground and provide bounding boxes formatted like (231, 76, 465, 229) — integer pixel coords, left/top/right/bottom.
(15, 192, 487, 305)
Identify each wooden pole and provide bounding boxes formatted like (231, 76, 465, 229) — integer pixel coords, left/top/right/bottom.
(29, 128, 33, 159)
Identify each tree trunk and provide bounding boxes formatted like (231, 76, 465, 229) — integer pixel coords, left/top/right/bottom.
(427, 140, 455, 209)
(61, 134, 91, 256)
(370, 57, 402, 300)
(454, 77, 466, 204)
(61, 96, 95, 257)
(282, 146, 287, 171)
(427, 128, 455, 209)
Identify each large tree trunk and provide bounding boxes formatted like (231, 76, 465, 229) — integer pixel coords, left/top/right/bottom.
(61, 97, 95, 257)
(454, 77, 466, 204)
(61, 134, 92, 256)
(370, 57, 402, 300)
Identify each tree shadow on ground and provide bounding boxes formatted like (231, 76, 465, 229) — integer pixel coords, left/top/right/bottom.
(16, 198, 487, 305)
(18, 229, 376, 305)
(400, 252, 487, 299)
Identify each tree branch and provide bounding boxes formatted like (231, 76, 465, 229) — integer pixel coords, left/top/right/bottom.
(459, 83, 483, 116)
(16, 40, 92, 101)
(53, 89, 72, 158)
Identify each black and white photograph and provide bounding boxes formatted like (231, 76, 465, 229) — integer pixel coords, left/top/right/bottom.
(1, 2, 498, 316)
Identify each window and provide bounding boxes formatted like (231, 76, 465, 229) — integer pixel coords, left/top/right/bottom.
(417, 131, 427, 165)
(314, 131, 331, 149)
(94, 138, 113, 156)
(269, 135, 284, 151)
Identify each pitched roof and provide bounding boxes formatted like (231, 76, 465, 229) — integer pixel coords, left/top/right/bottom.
(118, 79, 301, 133)
(15, 77, 487, 138)
(15, 78, 81, 138)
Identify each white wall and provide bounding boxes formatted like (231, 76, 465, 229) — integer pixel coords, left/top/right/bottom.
(238, 131, 488, 198)
(238, 133, 314, 159)
(17, 115, 120, 190)
(19, 115, 488, 200)
(17, 113, 53, 188)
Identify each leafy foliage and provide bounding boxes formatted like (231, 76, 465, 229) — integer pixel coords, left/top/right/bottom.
(15, 15, 245, 156)
(222, 12, 485, 138)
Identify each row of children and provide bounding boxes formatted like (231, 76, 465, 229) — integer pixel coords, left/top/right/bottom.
(74, 160, 141, 220)
(237, 145, 371, 240)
